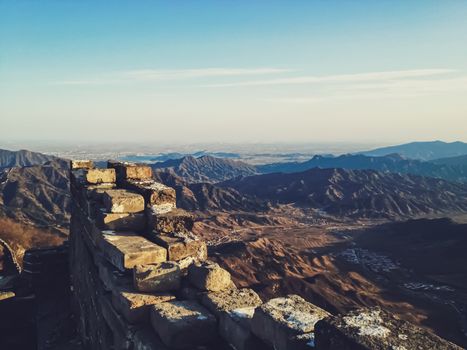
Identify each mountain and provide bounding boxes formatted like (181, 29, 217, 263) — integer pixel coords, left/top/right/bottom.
(258, 153, 467, 183)
(0, 149, 62, 169)
(359, 141, 467, 160)
(152, 170, 268, 212)
(152, 155, 258, 183)
(221, 168, 467, 219)
(430, 154, 467, 166)
(0, 160, 70, 229)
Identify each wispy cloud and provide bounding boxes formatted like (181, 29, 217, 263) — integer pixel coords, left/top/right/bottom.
(54, 67, 292, 85)
(203, 69, 455, 87)
(265, 74, 467, 104)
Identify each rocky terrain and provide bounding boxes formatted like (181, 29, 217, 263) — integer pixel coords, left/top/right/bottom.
(258, 153, 467, 183)
(152, 155, 258, 183)
(221, 167, 467, 219)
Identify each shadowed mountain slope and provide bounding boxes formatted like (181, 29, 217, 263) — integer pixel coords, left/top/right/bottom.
(221, 168, 467, 218)
(359, 141, 467, 161)
(0, 149, 62, 169)
(152, 155, 258, 183)
(258, 153, 467, 183)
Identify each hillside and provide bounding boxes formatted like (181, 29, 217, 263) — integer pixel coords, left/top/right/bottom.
(0, 160, 70, 229)
(152, 170, 268, 212)
(258, 153, 467, 183)
(430, 154, 467, 166)
(0, 149, 61, 169)
(152, 155, 258, 183)
(221, 168, 467, 219)
(359, 141, 467, 160)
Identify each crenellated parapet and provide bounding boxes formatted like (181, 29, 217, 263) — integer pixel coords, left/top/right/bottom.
(68, 160, 462, 350)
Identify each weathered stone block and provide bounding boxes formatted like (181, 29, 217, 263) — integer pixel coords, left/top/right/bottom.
(150, 300, 217, 349)
(70, 159, 94, 169)
(251, 295, 330, 350)
(123, 179, 177, 207)
(98, 232, 167, 271)
(123, 165, 153, 180)
(103, 189, 145, 213)
(201, 288, 262, 318)
(133, 327, 170, 350)
(152, 232, 207, 262)
(188, 261, 232, 292)
(96, 210, 146, 231)
(100, 294, 136, 349)
(85, 168, 116, 184)
(96, 255, 132, 291)
(314, 307, 462, 350)
(112, 289, 175, 324)
(133, 262, 181, 292)
(220, 307, 270, 350)
(147, 208, 194, 233)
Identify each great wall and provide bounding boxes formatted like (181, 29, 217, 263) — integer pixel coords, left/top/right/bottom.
(0, 159, 463, 349)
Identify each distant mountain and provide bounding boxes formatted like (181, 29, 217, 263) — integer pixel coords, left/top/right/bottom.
(221, 168, 467, 219)
(0, 160, 70, 229)
(258, 153, 467, 183)
(359, 141, 467, 160)
(153, 170, 268, 212)
(0, 149, 62, 169)
(429, 154, 467, 166)
(152, 155, 258, 183)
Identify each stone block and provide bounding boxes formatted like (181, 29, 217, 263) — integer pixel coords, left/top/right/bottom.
(112, 289, 175, 324)
(103, 189, 145, 213)
(147, 208, 194, 233)
(152, 232, 207, 262)
(188, 261, 232, 292)
(133, 327, 170, 350)
(85, 168, 116, 184)
(100, 294, 136, 349)
(98, 232, 167, 271)
(220, 307, 270, 350)
(96, 210, 146, 231)
(150, 300, 217, 349)
(70, 159, 94, 169)
(201, 288, 262, 318)
(314, 307, 462, 350)
(122, 179, 177, 207)
(251, 295, 330, 350)
(133, 262, 181, 292)
(123, 165, 153, 180)
(96, 255, 132, 291)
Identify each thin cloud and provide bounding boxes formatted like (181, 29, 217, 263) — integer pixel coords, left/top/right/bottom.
(53, 67, 292, 85)
(203, 69, 455, 87)
(265, 74, 467, 104)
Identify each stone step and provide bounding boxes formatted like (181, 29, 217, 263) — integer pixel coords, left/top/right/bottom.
(103, 189, 145, 214)
(188, 261, 232, 292)
(96, 210, 146, 231)
(133, 262, 181, 293)
(146, 208, 194, 234)
(151, 232, 207, 263)
(201, 288, 262, 319)
(251, 295, 330, 350)
(314, 307, 463, 350)
(97, 232, 167, 272)
(150, 300, 218, 349)
(122, 179, 177, 207)
(220, 307, 271, 350)
(111, 289, 175, 324)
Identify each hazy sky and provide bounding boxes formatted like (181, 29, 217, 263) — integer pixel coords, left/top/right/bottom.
(1, 1, 467, 145)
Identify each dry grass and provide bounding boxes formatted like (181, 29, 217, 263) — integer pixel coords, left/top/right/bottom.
(0, 215, 65, 266)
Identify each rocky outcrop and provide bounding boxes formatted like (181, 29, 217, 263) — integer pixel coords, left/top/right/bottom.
(69, 160, 461, 349)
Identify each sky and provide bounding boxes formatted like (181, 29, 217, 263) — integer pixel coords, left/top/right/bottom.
(1, 0, 467, 146)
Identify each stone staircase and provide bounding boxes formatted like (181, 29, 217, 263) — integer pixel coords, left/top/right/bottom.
(69, 160, 462, 350)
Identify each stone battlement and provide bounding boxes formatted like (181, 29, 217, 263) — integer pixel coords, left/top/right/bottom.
(69, 160, 461, 350)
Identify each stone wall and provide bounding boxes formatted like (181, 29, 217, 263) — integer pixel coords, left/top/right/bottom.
(69, 160, 462, 350)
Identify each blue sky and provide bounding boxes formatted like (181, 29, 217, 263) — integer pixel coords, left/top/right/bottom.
(1, 1, 467, 144)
